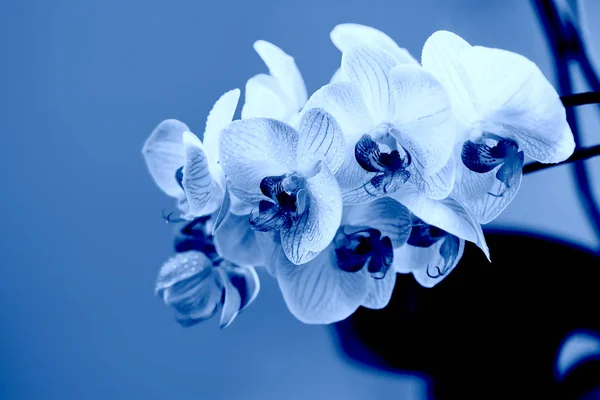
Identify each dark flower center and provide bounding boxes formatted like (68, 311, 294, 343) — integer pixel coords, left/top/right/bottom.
(249, 173, 308, 232)
(461, 133, 525, 197)
(334, 226, 394, 279)
(354, 134, 411, 195)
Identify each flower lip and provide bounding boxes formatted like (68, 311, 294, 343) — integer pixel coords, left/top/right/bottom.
(334, 226, 394, 279)
(461, 134, 524, 198)
(250, 173, 309, 232)
(407, 216, 448, 248)
(354, 134, 412, 196)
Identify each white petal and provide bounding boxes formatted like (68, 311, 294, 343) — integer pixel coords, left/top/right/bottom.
(331, 23, 419, 66)
(253, 231, 281, 276)
(203, 88, 240, 165)
(302, 81, 374, 138)
(214, 213, 264, 267)
(296, 108, 345, 174)
(254, 40, 308, 112)
(394, 238, 465, 288)
(342, 44, 398, 123)
(329, 67, 347, 84)
(219, 118, 298, 201)
(155, 251, 222, 326)
(392, 186, 489, 259)
(281, 164, 342, 265)
(409, 154, 456, 200)
(421, 30, 478, 126)
(334, 134, 379, 205)
(211, 183, 231, 234)
(241, 74, 290, 121)
(229, 190, 254, 216)
(142, 119, 188, 198)
(343, 197, 411, 248)
(389, 64, 457, 175)
(363, 270, 396, 309)
(182, 131, 221, 217)
(276, 245, 369, 324)
(452, 163, 523, 224)
(217, 263, 260, 328)
(460, 46, 574, 163)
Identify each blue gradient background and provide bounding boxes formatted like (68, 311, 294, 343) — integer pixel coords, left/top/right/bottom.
(1, 1, 599, 399)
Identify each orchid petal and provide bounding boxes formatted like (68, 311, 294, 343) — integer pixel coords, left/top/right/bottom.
(212, 183, 231, 234)
(142, 119, 189, 198)
(342, 45, 398, 123)
(421, 30, 478, 125)
(220, 118, 298, 202)
(241, 74, 290, 121)
(329, 67, 346, 84)
(331, 23, 419, 66)
(363, 269, 396, 309)
(297, 108, 345, 174)
(342, 197, 411, 248)
(388, 64, 457, 175)
(452, 154, 524, 224)
(182, 131, 221, 217)
(460, 46, 574, 162)
(394, 236, 465, 288)
(214, 213, 264, 267)
(392, 186, 489, 259)
(276, 245, 369, 324)
(155, 251, 222, 327)
(203, 88, 240, 165)
(301, 82, 374, 138)
(254, 40, 308, 113)
(409, 154, 456, 200)
(217, 263, 260, 328)
(281, 164, 342, 265)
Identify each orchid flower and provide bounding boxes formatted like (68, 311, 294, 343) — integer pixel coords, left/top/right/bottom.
(219, 108, 344, 265)
(421, 30, 575, 223)
(302, 43, 460, 204)
(271, 197, 412, 324)
(155, 216, 260, 328)
(391, 185, 489, 287)
(328, 23, 419, 83)
(241, 40, 308, 123)
(142, 89, 240, 220)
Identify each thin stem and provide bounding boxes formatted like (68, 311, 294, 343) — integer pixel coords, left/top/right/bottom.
(561, 92, 600, 107)
(523, 145, 600, 174)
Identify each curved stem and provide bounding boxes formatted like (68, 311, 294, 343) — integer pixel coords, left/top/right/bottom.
(523, 145, 600, 174)
(561, 92, 600, 107)
(533, 0, 600, 249)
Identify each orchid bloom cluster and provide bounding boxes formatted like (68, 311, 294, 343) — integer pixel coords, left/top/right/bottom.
(143, 24, 574, 326)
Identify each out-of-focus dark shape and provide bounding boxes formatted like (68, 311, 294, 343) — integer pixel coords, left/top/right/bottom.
(533, 0, 600, 249)
(334, 230, 600, 399)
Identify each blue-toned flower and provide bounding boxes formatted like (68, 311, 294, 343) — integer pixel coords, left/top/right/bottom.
(391, 186, 489, 287)
(156, 217, 260, 328)
(329, 23, 419, 83)
(272, 197, 412, 324)
(302, 43, 460, 204)
(241, 40, 307, 123)
(219, 108, 345, 265)
(142, 89, 240, 219)
(422, 30, 575, 223)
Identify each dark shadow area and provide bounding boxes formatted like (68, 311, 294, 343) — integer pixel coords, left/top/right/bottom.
(334, 230, 600, 399)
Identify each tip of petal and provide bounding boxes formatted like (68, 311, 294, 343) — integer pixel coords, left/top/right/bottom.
(182, 130, 203, 149)
(253, 39, 292, 64)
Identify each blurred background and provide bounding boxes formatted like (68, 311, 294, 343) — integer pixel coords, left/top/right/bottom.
(1, 0, 599, 399)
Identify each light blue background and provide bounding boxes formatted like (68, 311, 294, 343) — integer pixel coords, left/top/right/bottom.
(1, 0, 599, 399)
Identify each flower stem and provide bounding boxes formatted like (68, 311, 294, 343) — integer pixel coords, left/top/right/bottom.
(561, 92, 600, 107)
(523, 145, 600, 174)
